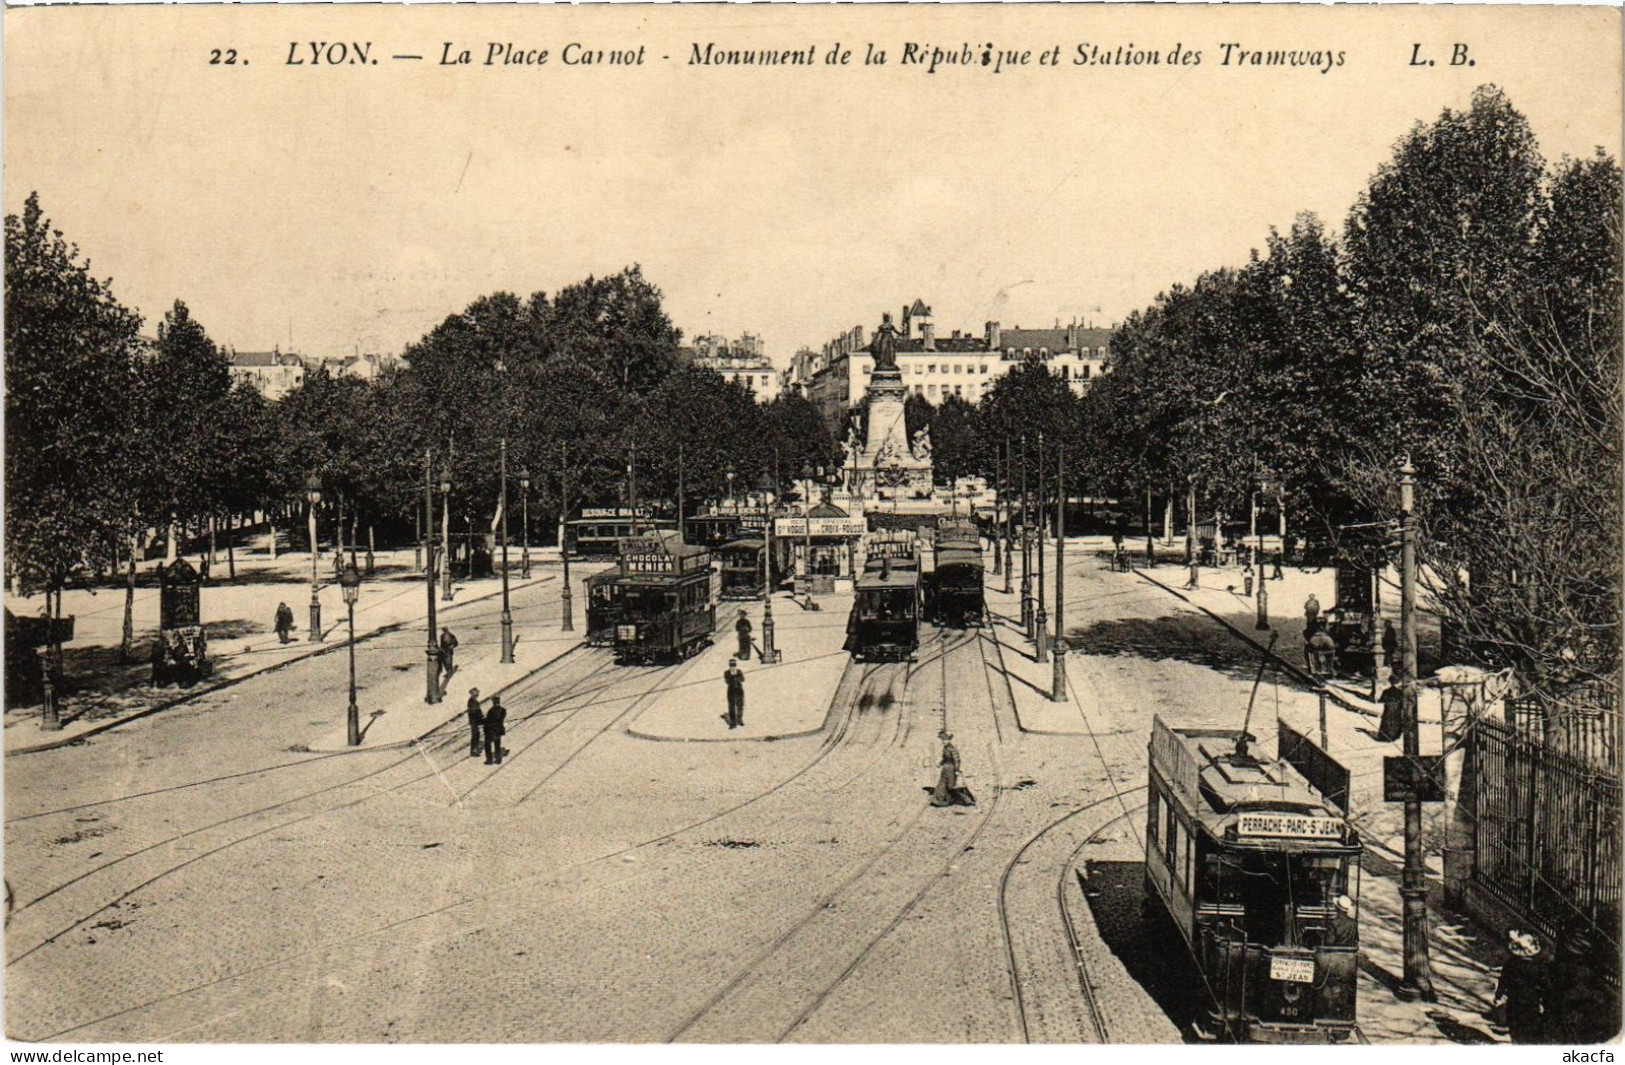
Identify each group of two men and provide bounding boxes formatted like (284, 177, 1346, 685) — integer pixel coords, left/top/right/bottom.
(465, 687, 507, 764)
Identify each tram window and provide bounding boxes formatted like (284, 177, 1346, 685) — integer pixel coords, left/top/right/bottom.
(1164, 805, 1177, 867)
(1146, 789, 1159, 845)
(1184, 831, 1194, 890)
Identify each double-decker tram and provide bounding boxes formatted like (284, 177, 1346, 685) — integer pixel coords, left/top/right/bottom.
(847, 531, 920, 662)
(1144, 716, 1362, 1043)
(608, 531, 716, 663)
(931, 517, 984, 627)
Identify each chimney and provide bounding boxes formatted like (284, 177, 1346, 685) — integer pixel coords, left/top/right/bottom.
(1067, 322, 1078, 351)
(985, 321, 1002, 350)
(922, 320, 936, 351)
(901, 304, 913, 339)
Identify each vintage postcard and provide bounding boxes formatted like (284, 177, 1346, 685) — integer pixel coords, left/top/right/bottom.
(3, 1, 1620, 1055)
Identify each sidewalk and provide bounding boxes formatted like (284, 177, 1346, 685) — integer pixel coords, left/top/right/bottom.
(627, 591, 855, 742)
(304, 626, 584, 753)
(982, 579, 1094, 735)
(5, 543, 560, 755)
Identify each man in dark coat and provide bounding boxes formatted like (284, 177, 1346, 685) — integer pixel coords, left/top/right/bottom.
(724, 659, 745, 729)
(465, 688, 484, 758)
(1495, 930, 1553, 1044)
(1377, 679, 1406, 742)
(735, 610, 753, 660)
(1549, 927, 1622, 1044)
(483, 695, 506, 764)
(1382, 620, 1399, 669)
(274, 602, 295, 644)
(439, 628, 458, 680)
(1303, 593, 1322, 636)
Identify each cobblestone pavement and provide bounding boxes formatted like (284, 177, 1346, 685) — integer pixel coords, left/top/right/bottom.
(5, 545, 1498, 1043)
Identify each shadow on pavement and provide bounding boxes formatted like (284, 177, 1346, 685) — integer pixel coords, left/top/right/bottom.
(1082, 860, 1204, 1043)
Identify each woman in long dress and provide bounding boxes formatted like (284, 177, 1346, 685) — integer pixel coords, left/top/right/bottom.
(932, 730, 974, 806)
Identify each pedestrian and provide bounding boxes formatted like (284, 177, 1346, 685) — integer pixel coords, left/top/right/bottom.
(931, 730, 975, 806)
(1548, 925, 1621, 1044)
(1304, 593, 1322, 636)
(482, 695, 506, 764)
(1272, 549, 1284, 581)
(1382, 619, 1399, 668)
(439, 628, 458, 680)
(735, 609, 753, 660)
(1494, 929, 1553, 1044)
(273, 601, 294, 644)
(723, 658, 745, 729)
(465, 687, 484, 758)
(1320, 894, 1359, 948)
(1377, 677, 1405, 742)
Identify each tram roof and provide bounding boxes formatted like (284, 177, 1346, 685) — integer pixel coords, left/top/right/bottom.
(1151, 717, 1356, 848)
(935, 547, 982, 569)
(855, 566, 919, 591)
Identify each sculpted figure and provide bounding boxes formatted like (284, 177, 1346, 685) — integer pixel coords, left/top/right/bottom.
(871, 312, 900, 373)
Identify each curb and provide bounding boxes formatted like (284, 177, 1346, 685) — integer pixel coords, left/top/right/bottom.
(1131, 568, 1380, 720)
(7, 574, 559, 756)
(624, 655, 858, 744)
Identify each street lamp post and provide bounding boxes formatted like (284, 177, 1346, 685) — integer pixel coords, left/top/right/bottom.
(519, 469, 532, 580)
(440, 466, 454, 602)
(1020, 436, 1032, 630)
(340, 564, 362, 746)
(759, 473, 779, 664)
(1397, 459, 1436, 1001)
(424, 451, 442, 705)
(560, 446, 574, 633)
(801, 464, 816, 599)
(1002, 440, 1014, 594)
(499, 438, 514, 663)
(1255, 474, 1270, 630)
(306, 474, 323, 642)
(726, 466, 736, 512)
(1035, 432, 1048, 661)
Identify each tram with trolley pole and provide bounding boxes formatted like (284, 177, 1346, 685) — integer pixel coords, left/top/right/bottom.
(563, 507, 676, 560)
(608, 530, 717, 663)
(930, 516, 984, 627)
(1144, 714, 1362, 1043)
(716, 537, 767, 600)
(846, 530, 921, 662)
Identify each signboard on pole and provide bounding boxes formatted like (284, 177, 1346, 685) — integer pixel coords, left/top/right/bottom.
(775, 517, 868, 538)
(1383, 756, 1446, 803)
(1278, 720, 1351, 814)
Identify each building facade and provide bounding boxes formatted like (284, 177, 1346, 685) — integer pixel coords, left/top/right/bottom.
(682, 332, 784, 403)
(800, 300, 1114, 431)
(227, 349, 307, 401)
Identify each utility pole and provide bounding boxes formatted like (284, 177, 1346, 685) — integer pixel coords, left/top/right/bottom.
(424, 451, 441, 704)
(560, 446, 574, 632)
(1002, 440, 1014, 595)
(1052, 442, 1067, 701)
(1398, 458, 1436, 1001)
(1035, 432, 1049, 662)
(678, 443, 686, 543)
(1020, 437, 1032, 630)
(991, 443, 1003, 577)
(499, 438, 514, 663)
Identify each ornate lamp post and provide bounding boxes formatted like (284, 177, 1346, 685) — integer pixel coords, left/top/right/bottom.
(1019, 436, 1032, 631)
(1052, 442, 1067, 701)
(560, 450, 574, 633)
(726, 466, 736, 512)
(1035, 432, 1048, 661)
(424, 451, 441, 705)
(800, 463, 816, 596)
(758, 472, 779, 663)
(518, 468, 532, 579)
(439, 465, 454, 603)
(306, 474, 323, 642)
(499, 438, 514, 663)
(340, 564, 362, 745)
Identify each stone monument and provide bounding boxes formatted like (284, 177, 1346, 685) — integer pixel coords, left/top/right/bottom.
(847, 312, 934, 501)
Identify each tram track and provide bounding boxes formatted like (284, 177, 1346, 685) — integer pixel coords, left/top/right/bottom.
(21, 645, 908, 1042)
(5, 643, 605, 968)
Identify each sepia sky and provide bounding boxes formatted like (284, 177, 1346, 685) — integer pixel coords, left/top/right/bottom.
(4, 4, 1620, 364)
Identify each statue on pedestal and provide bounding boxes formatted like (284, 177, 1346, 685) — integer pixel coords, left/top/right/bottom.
(871, 312, 900, 374)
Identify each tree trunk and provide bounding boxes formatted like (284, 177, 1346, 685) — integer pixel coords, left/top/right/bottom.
(269, 519, 278, 560)
(227, 527, 236, 580)
(119, 536, 137, 664)
(208, 514, 218, 569)
(166, 518, 178, 563)
(1162, 495, 1174, 544)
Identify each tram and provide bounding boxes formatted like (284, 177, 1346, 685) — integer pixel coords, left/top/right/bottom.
(716, 537, 767, 600)
(931, 517, 984, 627)
(847, 532, 921, 662)
(1144, 716, 1362, 1043)
(609, 531, 717, 663)
(584, 564, 624, 646)
(564, 513, 676, 560)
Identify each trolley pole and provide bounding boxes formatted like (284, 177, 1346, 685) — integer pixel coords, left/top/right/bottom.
(1397, 458, 1436, 1001)
(1035, 433, 1049, 662)
(499, 438, 514, 663)
(424, 451, 441, 705)
(1051, 442, 1067, 701)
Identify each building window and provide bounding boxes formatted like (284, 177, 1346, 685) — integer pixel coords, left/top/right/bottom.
(1023, 348, 1032, 357)
(980, 364, 988, 374)
(928, 383, 937, 396)
(860, 362, 871, 375)
(954, 384, 963, 396)
(914, 384, 924, 395)
(914, 364, 924, 375)
(1097, 346, 1107, 358)
(1040, 347, 1049, 357)
(1081, 365, 1092, 379)
(953, 364, 962, 374)
(927, 364, 936, 374)
(1007, 348, 1016, 358)
(1060, 365, 1070, 380)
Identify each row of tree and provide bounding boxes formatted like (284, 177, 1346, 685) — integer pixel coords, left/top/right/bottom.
(5, 206, 838, 637)
(885, 86, 1619, 692)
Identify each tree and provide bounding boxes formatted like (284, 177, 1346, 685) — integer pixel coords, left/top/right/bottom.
(4, 193, 144, 594)
(926, 394, 981, 485)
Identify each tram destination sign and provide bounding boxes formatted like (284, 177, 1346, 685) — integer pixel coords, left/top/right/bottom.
(1237, 812, 1343, 841)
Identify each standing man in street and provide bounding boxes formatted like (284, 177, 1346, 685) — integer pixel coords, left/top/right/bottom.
(1303, 593, 1322, 636)
(724, 658, 746, 729)
(483, 695, 506, 765)
(274, 602, 295, 644)
(465, 687, 484, 758)
(735, 609, 753, 660)
(439, 627, 458, 682)
(1381, 619, 1399, 672)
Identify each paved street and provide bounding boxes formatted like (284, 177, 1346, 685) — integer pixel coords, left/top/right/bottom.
(4, 543, 1505, 1044)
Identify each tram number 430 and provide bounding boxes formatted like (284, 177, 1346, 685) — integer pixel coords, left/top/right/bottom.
(1270, 956, 1317, 984)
